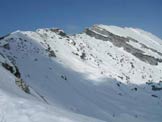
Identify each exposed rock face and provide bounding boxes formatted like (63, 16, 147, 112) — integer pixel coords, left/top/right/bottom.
(15, 78, 30, 94)
(1, 62, 30, 94)
(80, 52, 86, 60)
(134, 53, 159, 65)
(139, 42, 162, 56)
(0, 34, 10, 40)
(46, 44, 56, 57)
(50, 28, 67, 37)
(49, 50, 56, 57)
(3, 43, 10, 50)
(85, 26, 162, 65)
(1, 63, 20, 77)
(152, 85, 162, 91)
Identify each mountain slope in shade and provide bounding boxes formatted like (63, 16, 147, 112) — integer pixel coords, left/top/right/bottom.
(0, 24, 162, 122)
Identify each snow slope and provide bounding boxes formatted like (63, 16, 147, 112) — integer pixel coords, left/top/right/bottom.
(0, 24, 162, 122)
(0, 66, 104, 122)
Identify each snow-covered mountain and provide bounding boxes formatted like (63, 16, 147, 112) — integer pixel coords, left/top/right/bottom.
(0, 24, 162, 122)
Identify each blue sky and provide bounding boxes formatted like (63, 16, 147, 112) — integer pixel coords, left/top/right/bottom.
(0, 0, 162, 38)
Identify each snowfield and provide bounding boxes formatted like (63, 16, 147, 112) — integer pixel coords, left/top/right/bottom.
(0, 24, 162, 122)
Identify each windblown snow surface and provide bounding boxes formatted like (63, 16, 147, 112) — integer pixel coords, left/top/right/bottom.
(0, 24, 162, 122)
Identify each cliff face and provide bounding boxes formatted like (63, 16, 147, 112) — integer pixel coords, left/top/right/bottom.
(85, 25, 162, 65)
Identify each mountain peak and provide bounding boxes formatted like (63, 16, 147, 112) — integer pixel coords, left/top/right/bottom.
(0, 24, 162, 122)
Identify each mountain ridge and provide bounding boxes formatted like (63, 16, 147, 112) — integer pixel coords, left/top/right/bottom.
(0, 24, 162, 122)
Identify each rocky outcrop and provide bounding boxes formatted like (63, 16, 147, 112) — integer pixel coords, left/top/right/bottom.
(15, 78, 30, 93)
(1, 62, 30, 94)
(3, 43, 10, 50)
(152, 85, 162, 91)
(85, 26, 162, 65)
(140, 43, 162, 56)
(0, 34, 10, 40)
(50, 28, 68, 37)
(134, 53, 159, 65)
(45, 44, 56, 58)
